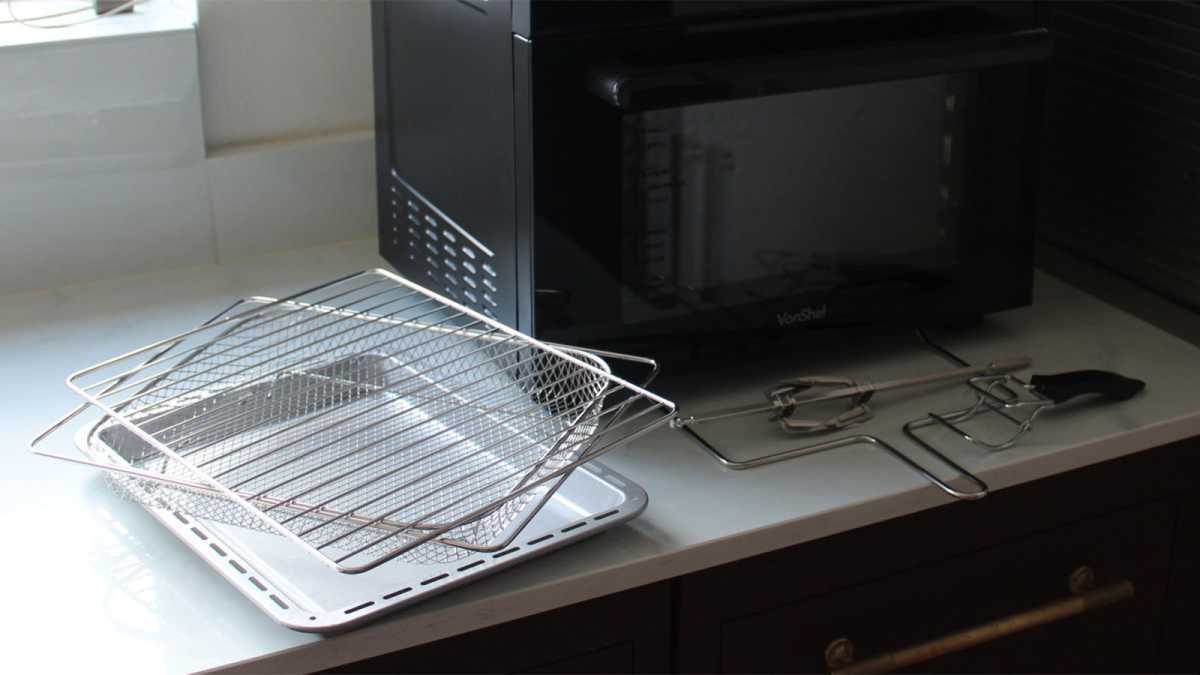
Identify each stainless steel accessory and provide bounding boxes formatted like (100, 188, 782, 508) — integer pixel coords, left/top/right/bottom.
(31, 269, 676, 574)
(671, 358, 1030, 500)
(74, 423, 650, 632)
(679, 430, 989, 500)
(672, 358, 1030, 434)
(904, 370, 1146, 452)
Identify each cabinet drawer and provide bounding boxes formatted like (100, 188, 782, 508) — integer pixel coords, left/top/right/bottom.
(329, 581, 671, 673)
(687, 502, 1172, 673)
(1162, 493, 1200, 673)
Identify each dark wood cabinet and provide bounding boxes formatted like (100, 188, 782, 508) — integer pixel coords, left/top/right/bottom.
(327, 581, 671, 674)
(334, 439, 1200, 674)
(689, 502, 1171, 673)
(1162, 492, 1200, 673)
(678, 439, 1200, 674)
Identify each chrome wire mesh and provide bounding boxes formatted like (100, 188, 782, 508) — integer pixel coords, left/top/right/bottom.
(64, 270, 675, 572)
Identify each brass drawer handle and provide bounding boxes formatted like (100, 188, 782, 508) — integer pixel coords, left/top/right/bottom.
(827, 573, 1135, 674)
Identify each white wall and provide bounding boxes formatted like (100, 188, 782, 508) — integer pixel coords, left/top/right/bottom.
(0, 0, 378, 295)
(0, 13, 213, 294)
(196, 0, 374, 149)
(197, 0, 378, 263)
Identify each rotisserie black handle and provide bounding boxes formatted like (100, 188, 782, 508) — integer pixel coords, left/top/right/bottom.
(1029, 370, 1145, 404)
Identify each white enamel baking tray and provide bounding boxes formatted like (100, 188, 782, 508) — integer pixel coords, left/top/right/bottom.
(76, 425, 648, 633)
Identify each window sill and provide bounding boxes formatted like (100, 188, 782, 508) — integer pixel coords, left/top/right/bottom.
(0, 0, 194, 51)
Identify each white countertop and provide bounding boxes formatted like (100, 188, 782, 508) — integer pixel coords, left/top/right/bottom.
(4, 239, 1200, 674)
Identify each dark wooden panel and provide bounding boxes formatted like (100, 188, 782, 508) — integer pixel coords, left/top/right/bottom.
(328, 581, 671, 674)
(1162, 493, 1200, 673)
(719, 501, 1171, 673)
(678, 438, 1200, 672)
(523, 643, 635, 674)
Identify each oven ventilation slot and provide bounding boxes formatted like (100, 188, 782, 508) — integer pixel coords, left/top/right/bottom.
(393, 173, 501, 318)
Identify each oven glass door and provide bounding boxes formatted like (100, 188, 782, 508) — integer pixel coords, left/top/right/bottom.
(619, 74, 967, 328)
(529, 8, 1049, 347)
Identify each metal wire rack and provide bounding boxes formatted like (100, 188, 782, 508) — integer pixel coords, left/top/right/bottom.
(32, 269, 676, 573)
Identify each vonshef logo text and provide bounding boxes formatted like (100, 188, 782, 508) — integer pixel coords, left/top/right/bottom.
(776, 304, 828, 326)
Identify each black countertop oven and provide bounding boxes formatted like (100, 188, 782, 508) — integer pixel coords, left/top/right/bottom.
(372, 1, 1050, 351)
